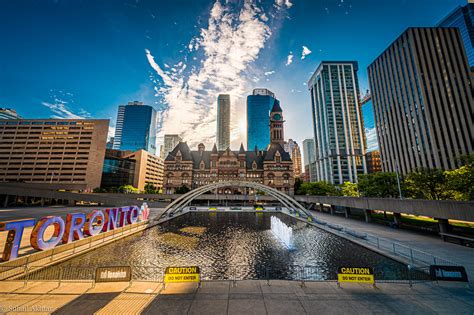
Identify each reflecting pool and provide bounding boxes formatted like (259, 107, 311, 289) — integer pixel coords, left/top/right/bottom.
(55, 212, 409, 280)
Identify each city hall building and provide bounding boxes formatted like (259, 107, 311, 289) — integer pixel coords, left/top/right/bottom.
(164, 99, 295, 195)
(163, 142, 295, 195)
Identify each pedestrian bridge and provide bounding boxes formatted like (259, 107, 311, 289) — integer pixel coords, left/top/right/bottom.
(158, 181, 313, 221)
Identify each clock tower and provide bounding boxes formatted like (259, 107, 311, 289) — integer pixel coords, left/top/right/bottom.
(269, 99, 285, 146)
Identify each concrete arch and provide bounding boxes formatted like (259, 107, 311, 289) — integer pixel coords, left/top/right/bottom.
(159, 181, 313, 220)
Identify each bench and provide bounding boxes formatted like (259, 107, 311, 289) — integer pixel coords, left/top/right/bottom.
(439, 232, 474, 247)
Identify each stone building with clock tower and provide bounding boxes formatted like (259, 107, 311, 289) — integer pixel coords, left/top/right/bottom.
(270, 100, 285, 146)
(163, 98, 295, 195)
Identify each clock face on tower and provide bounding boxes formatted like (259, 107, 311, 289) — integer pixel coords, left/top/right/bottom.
(272, 113, 282, 121)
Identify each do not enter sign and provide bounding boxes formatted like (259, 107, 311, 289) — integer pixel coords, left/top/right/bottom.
(337, 267, 375, 284)
(164, 266, 200, 283)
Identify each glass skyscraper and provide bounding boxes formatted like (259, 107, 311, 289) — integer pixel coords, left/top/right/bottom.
(360, 95, 379, 152)
(308, 61, 367, 184)
(302, 138, 317, 182)
(113, 101, 157, 154)
(438, 3, 474, 67)
(246, 88, 276, 150)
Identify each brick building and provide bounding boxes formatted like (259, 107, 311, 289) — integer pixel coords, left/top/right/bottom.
(163, 98, 295, 195)
(163, 142, 294, 195)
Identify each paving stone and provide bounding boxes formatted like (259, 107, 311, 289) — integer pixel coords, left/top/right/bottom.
(228, 299, 267, 315)
(188, 299, 228, 315)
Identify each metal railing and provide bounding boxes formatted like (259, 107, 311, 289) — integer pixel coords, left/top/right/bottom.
(308, 219, 461, 268)
(6, 263, 433, 288)
(363, 233, 458, 266)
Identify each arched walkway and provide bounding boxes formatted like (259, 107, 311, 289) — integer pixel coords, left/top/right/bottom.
(159, 181, 313, 220)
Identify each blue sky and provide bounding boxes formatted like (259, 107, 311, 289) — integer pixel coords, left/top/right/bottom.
(0, 0, 466, 154)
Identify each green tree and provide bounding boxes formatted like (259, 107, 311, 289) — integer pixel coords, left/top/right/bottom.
(175, 185, 191, 194)
(404, 168, 446, 200)
(144, 183, 158, 194)
(296, 181, 339, 196)
(118, 185, 140, 194)
(358, 172, 400, 198)
(444, 162, 474, 201)
(340, 181, 360, 197)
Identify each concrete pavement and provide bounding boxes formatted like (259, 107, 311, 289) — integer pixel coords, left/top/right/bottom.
(0, 279, 473, 314)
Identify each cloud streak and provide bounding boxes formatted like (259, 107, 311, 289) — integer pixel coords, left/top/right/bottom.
(41, 90, 90, 119)
(146, 0, 287, 148)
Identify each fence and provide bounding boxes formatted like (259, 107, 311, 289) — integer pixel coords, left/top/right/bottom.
(307, 218, 460, 268)
(0, 220, 150, 281)
(3, 263, 435, 289)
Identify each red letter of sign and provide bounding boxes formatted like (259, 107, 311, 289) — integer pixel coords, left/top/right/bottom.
(62, 213, 86, 244)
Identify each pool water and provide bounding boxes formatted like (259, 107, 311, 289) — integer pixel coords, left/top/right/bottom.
(53, 212, 411, 281)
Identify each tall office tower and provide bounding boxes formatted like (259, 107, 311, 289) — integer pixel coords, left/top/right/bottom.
(0, 119, 108, 190)
(368, 28, 474, 175)
(113, 101, 157, 154)
(365, 150, 382, 174)
(308, 61, 367, 184)
(0, 108, 21, 119)
(302, 138, 317, 182)
(284, 139, 302, 178)
(283, 138, 297, 156)
(438, 3, 474, 67)
(360, 94, 378, 152)
(247, 88, 277, 150)
(217, 94, 230, 150)
(161, 134, 182, 159)
(291, 145, 302, 178)
(112, 105, 125, 149)
(106, 137, 114, 149)
(269, 99, 285, 146)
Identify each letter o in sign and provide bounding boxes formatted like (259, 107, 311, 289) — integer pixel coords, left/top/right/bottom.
(30, 216, 65, 251)
(84, 210, 105, 236)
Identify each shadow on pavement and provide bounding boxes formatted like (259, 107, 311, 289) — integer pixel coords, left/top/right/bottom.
(52, 292, 121, 315)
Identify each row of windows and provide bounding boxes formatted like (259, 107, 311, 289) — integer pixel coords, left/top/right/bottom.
(0, 121, 94, 126)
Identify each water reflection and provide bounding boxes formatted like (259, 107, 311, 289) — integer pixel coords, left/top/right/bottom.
(56, 212, 408, 280)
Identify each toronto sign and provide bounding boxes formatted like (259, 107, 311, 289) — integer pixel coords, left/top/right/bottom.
(0, 205, 150, 261)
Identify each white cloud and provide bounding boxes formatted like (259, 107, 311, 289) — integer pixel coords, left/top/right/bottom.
(365, 127, 379, 152)
(286, 52, 293, 66)
(146, 0, 286, 148)
(301, 46, 312, 60)
(42, 101, 89, 119)
(42, 90, 90, 119)
(108, 126, 116, 141)
(275, 0, 293, 9)
(264, 70, 275, 76)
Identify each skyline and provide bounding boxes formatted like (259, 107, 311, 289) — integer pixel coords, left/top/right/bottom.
(0, 0, 468, 154)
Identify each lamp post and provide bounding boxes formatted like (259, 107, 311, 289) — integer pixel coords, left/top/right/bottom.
(395, 159, 403, 200)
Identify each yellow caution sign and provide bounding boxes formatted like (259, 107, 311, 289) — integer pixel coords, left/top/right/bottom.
(164, 266, 200, 283)
(337, 267, 374, 284)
